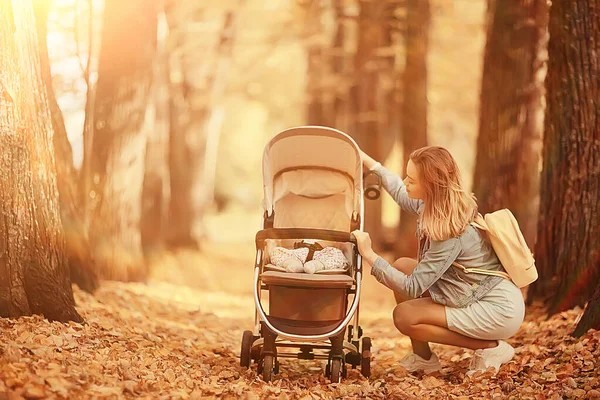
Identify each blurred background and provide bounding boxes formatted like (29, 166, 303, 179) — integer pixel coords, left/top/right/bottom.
(35, 0, 600, 328)
(1, 3, 599, 395)
(46, 0, 487, 256)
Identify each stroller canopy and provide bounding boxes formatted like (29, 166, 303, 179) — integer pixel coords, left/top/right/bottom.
(262, 126, 363, 231)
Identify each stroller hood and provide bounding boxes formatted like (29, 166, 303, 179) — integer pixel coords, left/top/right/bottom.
(262, 126, 363, 230)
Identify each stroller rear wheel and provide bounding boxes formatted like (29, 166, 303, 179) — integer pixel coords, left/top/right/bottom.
(361, 336, 372, 378)
(240, 330, 253, 368)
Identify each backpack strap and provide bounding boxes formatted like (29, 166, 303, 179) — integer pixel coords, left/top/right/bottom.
(452, 261, 511, 281)
(471, 213, 488, 231)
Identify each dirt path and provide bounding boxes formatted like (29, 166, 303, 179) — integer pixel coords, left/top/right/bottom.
(0, 243, 598, 399)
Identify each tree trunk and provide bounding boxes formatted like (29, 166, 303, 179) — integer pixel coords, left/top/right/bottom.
(141, 10, 171, 256)
(349, 1, 400, 249)
(165, 5, 239, 249)
(331, 0, 353, 134)
(574, 282, 600, 337)
(530, 0, 600, 314)
(397, 0, 429, 258)
(33, 0, 99, 293)
(305, 2, 326, 126)
(0, 1, 82, 322)
(472, 0, 548, 250)
(353, 1, 388, 248)
(303, 1, 338, 128)
(85, 0, 158, 281)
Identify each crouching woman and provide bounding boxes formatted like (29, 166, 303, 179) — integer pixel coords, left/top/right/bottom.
(352, 146, 525, 375)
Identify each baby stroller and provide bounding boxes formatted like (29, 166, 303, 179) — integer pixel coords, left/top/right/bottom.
(240, 126, 380, 382)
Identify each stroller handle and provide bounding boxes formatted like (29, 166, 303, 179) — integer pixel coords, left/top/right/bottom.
(255, 228, 356, 248)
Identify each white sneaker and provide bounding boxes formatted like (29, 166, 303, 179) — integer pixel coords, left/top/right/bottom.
(468, 340, 515, 375)
(398, 352, 442, 374)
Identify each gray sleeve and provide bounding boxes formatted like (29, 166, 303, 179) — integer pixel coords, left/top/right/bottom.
(370, 238, 461, 299)
(374, 165, 423, 215)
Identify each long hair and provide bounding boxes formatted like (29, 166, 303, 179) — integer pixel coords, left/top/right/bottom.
(410, 146, 478, 240)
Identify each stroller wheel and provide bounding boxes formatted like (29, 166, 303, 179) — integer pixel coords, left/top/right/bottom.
(361, 337, 372, 378)
(330, 358, 342, 383)
(240, 330, 253, 368)
(262, 355, 274, 382)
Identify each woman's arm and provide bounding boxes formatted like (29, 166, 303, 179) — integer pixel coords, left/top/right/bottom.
(363, 237, 462, 299)
(360, 150, 422, 215)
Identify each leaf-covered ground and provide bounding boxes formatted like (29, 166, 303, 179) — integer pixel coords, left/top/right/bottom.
(1, 247, 599, 399)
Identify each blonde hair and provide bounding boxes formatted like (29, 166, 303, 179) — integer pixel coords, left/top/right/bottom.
(410, 146, 478, 241)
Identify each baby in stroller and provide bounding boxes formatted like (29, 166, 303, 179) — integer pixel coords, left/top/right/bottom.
(265, 239, 351, 274)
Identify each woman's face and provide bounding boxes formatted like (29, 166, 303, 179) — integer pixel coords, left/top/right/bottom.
(404, 160, 426, 200)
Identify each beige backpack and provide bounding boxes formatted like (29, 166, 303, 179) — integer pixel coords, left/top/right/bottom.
(452, 209, 538, 288)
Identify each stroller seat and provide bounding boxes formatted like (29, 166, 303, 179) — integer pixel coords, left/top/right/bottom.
(260, 271, 354, 288)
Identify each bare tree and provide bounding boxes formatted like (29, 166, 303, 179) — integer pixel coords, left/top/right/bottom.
(165, 3, 240, 249)
(0, 1, 82, 322)
(397, 0, 429, 257)
(473, 0, 548, 250)
(349, 0, 398, 247)
(530, 0, 600, 315)
(330, 0, 354, 134)
(33, 0, 99, 293)
(84, 0, 158, 281)
(304, 1, 329, 126)
(141, 9, 171, 256)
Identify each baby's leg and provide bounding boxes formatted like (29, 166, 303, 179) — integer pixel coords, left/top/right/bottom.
(313, 247, 349, 270)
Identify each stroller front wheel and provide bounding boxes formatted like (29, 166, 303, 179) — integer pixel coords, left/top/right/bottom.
(262, 354, 275, 382)
(329, 358, 343, 383)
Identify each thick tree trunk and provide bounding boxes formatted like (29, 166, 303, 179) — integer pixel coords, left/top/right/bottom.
(0, 1, 82, 322)
(574, 283, 600, 337)
(349, 1, 399, 250)
(397, 0, 429, 258)
(141, 11, 170, 256)
(353, 1, 387, 248)
(530, 0, 600, 314)
(33, 0, 99, 293)
(85, 0, 158, 281)
(165, 5, 238, 249)
(472, 0, 548, 250)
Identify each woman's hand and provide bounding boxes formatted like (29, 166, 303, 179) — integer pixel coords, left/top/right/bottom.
(359, 150, 379, 171)
(351, 230, 378, 265)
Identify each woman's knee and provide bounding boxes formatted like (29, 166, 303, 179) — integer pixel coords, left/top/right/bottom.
(392, 257, 418, 275)
(393, 302, 418, 334)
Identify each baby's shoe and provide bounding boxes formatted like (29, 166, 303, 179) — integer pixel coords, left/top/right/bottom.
(304, 259, 325, 274)
(270, 247, 308, 273)
(281, 257, 304, 273)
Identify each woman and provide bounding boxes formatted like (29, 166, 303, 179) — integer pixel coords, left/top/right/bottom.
(352, 146, 525, 375)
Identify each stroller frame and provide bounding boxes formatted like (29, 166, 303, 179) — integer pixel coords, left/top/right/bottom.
(240, 126, 375, 382)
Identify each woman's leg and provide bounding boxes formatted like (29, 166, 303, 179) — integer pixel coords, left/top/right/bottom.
(393, 298, 498, 350)
(391, 258, 433, 358)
